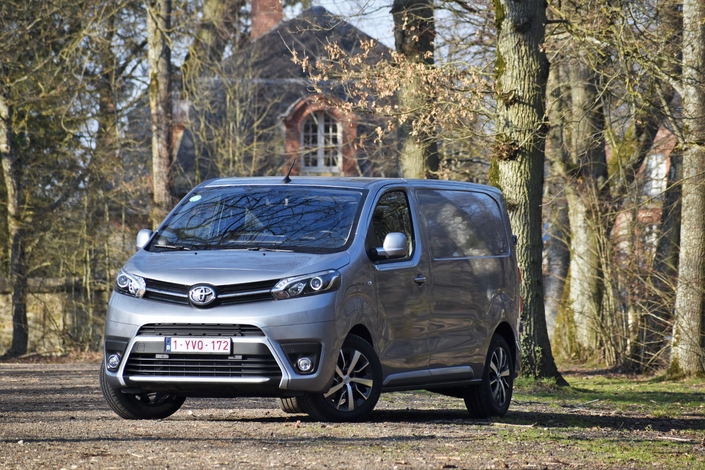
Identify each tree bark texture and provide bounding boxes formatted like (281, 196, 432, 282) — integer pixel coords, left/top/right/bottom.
(492, 0, 564, 382)
(670, 0, 705, 375)
(0, 93, 29, 357)
(146, 0, 174, 229)
(392, 0, 438, 179)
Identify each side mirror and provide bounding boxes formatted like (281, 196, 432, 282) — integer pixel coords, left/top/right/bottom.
(135, 229, 153, 251)
(375, 232, 409, 259)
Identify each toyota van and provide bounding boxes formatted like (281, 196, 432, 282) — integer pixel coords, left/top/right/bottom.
(100, 177, 521, 421)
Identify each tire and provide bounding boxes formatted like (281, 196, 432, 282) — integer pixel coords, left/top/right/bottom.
(278, 397, 305, 414)
(464, 334, 514, 418)
(99, 359, 185, 420)
(300, 335, 382, 422)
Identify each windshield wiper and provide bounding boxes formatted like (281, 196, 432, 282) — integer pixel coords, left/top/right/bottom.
(247, 247, 294, 253)
(153, 244, 191, 251)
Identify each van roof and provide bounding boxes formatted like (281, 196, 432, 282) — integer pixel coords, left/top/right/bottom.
(201, 176, 502, 196)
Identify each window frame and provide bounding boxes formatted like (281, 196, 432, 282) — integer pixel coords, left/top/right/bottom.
(365, 189, 416, 263)
(300, 111, 343, 174)
(416, 188, 510, 260)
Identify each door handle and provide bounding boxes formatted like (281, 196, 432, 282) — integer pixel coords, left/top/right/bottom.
(414, 274, 427, 286)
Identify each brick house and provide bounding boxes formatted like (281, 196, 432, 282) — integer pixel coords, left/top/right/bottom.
(173, 1, 392, 191)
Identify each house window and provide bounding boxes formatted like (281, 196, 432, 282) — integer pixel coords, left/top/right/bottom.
(301, 111, 341, 174)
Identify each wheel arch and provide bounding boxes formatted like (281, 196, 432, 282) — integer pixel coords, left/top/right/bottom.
(348, 323, 373, 346)
(494, 321, 517, 369)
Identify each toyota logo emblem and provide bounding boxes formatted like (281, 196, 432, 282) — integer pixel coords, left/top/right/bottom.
(189, 285, 216, 307)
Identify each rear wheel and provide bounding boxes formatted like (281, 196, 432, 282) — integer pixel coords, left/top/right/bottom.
(464, 334, 513, 418)
(99, 359, 185, 420)
(300, 335, 382, 422)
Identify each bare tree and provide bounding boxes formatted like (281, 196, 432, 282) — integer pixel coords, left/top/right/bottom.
(0, 91, 27, 357)
(543, 62, 570, 343)
(392, 0, 439, 178)
(146, 0, 175, 229)
(563, 44, 615, 363)
(182, 0, 246, 82)
(0, 1, 85, 357)
(491, 0, 565, 382)
(670, 0, 705, 375)
(542, 0, 688, 371)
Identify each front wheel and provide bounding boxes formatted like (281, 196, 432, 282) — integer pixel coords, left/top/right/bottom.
(464, 334, 514, 418)
(300, 335, 382, 422)
(278, 397, 305, 414)
(99, 359, 185, 420)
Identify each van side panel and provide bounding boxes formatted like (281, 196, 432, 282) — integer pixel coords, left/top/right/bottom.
(414, 188, 517, 375)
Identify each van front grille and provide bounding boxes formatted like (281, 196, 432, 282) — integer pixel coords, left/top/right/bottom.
(124, 353, 281, 378)
(143, 278, 278, 306)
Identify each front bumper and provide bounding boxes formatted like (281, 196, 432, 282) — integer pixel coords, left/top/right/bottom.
(103, 292, 341, 397)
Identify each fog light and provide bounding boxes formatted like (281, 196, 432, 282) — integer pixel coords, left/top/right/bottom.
(107, 353, 121, 372)
(297, 357, 313, 373)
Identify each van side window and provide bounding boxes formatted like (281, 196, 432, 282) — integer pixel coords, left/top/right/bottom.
(417, 189, 508, 258)
(367, 191, 414, 261)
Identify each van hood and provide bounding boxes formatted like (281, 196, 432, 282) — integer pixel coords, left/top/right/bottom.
(122, 250, 351, 286)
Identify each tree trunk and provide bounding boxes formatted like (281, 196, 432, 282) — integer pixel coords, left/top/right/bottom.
(564, 186, 603, 354)
(0, 93, 29, 358)
(564, 52, 611, 358)
(544, 190, 569, 342)
(544, 62, 570, 342)
(670, 0, 705, 375)
(655, 152, 682, 283)
(87, 21, 119, 347)
(392, 0, 438, 178)
(146, 0, 174, 229)
(491, 0, 565, 383)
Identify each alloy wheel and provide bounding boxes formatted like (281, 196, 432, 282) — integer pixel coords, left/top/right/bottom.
(323, 346, 375, 412)
(489, 345, 511, 408)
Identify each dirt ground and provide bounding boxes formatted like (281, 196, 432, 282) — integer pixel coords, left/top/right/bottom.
(1, 361, 704, 469)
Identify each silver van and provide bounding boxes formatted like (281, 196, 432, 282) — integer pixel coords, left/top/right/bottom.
(100, 177, 521, 421)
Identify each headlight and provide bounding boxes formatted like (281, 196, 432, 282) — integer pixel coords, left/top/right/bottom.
(115, 269, 146, 298)
(271, 270, 341, 300)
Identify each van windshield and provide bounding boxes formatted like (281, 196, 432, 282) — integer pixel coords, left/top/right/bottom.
(150, 186, 365, 253)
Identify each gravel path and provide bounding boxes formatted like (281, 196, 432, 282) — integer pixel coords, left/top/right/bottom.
(1, 363, 703, 469)
(0, 363, 497, 469)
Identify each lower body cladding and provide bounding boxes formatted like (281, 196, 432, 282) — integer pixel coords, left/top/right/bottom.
(103, 321, 337, 398)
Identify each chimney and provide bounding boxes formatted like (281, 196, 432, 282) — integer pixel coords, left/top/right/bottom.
(251, 0, 282, 40)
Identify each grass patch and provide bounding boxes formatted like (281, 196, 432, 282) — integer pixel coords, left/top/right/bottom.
(371, 372, 704, 467)
(491, 371, 705, 468)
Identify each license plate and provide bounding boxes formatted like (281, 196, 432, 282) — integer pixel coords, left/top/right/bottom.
(165, 337, 231, 354)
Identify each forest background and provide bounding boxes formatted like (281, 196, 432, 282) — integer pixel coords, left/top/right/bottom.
(1, 0, 704, 382)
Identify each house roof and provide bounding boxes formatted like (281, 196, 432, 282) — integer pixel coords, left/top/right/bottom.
(225, 6, 390, 79)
